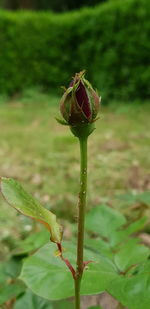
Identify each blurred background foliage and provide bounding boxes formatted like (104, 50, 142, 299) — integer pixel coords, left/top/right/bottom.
(1, 0, 106, 11)
(0, 0, 149, 102)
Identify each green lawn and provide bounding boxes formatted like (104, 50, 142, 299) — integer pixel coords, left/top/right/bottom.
(0, 95, 150, 252)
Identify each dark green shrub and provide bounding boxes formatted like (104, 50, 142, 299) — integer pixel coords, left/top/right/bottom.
(0, 0, 149, 102)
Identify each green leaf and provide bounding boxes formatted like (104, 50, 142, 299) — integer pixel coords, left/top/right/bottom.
(107, 272, 150, 309)
(3, 257, 22, 278)
(0, 282, 25, 305)
(14, 291, 53, 309)
(137, 260, 150, 274)
(114, 238, 150, 272)
(116, 192, 137, 206)
(109, 216, 148, 247)
(0, 263, 8, 284)
(0, 257, 22, 285)
(85, 217, 148, 262)
(20, 242, 118, 300)
(13, 230, 50, 256)
(0, 177, 62, 243)
(121, 216, 147, 237)
(85, 205, 126, 245)
(85, 237, 113, 258)
(85, 205, 147, 247)
(138, 191, 150, 206)
(117, 191, 150, 207)
(14, 289, 73, 309)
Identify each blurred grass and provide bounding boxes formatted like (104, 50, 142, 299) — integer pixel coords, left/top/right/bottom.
(0, 93, 150, 245)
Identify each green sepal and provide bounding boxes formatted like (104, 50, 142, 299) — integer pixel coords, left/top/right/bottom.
(70, 123, 95, 138)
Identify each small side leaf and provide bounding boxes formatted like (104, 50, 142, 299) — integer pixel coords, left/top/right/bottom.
(0, 177, 62, 243)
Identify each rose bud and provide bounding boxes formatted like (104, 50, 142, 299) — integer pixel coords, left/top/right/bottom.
(60, 71, 100, 125)
(57, 71, 101, 138)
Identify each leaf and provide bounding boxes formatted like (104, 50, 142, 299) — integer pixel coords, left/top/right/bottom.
(14, 290, 52, 309)
(116, 192, 137, 206)
(20, 240, 150, 305)
(20, 242, 118, 300)
(85, 237, 113, 259)
(0, 282, 25, 305)
(0, 177, 62, 243)
(107, 272, 150, 309)
(138, 191, 150, 206)
(13, 230, 50, 256)
(85, 205, 148, 247)
(121, 216, 147, 237)
(109, 216, 148, 247)
(137, 260, 150, 274)
(85, 217, 148, 263)
(0, 263, 8, 284)
(85, 205, 126, 245)
(117, 191, 150, 207)
(0, 257, 22, 285)
(14, 289, 73, 309)
(114, 238, 150, 272)
(3, 257, 22, 278)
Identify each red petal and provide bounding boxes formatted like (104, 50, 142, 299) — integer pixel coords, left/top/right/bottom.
(75, 81, 91, 119)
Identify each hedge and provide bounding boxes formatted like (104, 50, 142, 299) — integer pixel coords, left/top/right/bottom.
(0, 0, 149, 101)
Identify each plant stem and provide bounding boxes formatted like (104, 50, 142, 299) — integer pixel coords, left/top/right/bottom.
(75, 137, 88, 309)
(74, 277, 81, 309)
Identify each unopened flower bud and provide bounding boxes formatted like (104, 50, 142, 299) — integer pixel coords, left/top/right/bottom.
(58, 71, 101, 138)
(60, 71, 100, 125)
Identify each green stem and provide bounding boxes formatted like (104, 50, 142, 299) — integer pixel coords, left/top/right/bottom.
(74, 277, 81, 309)
(75, 137, 88, 309)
